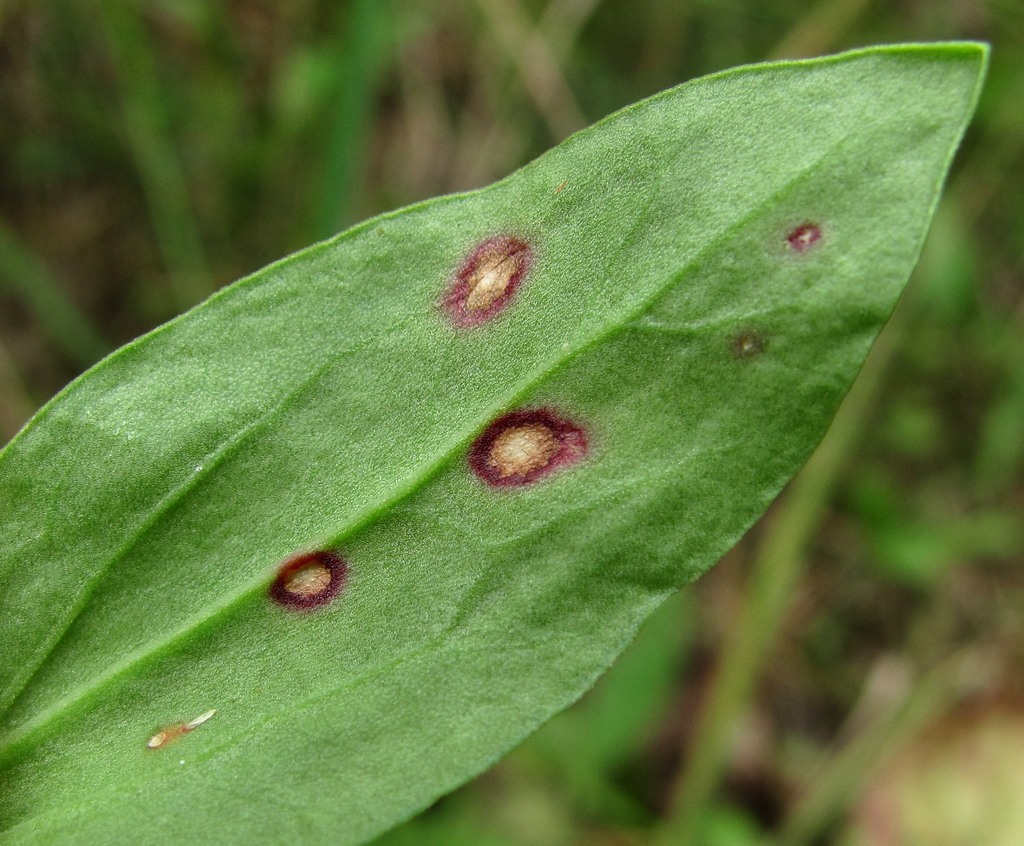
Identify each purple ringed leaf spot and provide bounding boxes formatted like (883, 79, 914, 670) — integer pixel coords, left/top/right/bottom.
(269, 550, 348, 611)
(443, 236, 533, 328)
(469, 408, 588, 488)
(786, 222, 822, 253)
(146, 709, 216, 750)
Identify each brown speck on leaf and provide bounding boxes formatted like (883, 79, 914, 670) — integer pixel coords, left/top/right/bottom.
(146, 709, 217, 750)
(731, 329, 767, 360)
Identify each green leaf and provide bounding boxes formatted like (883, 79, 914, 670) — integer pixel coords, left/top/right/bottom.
(0, 43, 986, 844)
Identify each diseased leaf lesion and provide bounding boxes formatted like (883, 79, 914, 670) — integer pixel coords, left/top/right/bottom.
(0, 43, 987, 846)
(442, 236, 534, 328)
(146, 709, 217, 750)
(269, 551, 349, 612)
(468, 408, 589, 488)
(786, 221, 823, 253)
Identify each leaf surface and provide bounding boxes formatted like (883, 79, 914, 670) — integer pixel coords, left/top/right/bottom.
(0, 43, 986, 845)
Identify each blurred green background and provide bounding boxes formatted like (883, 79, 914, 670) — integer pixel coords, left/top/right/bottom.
(2, 2, 1023, 844)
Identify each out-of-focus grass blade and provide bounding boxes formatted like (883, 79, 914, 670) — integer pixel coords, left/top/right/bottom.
(0, 220, 108, 368)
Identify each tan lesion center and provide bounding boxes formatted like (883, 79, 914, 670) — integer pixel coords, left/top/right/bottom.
(284, 562, 332, 597)
(488, 423, 560, 477)
(465, 250, 519, 311)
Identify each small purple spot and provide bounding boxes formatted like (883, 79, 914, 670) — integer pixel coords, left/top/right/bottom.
(443, 236, 533, 328)
(786, 222, 822, 253)
(270, 550, 348, 612)
(469, 408, 588, 488)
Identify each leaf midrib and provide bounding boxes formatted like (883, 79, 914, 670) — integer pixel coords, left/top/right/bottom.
(2, 426, 700, 838)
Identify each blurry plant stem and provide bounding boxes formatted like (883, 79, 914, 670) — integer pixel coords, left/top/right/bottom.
(949, 84, 1024, 230)
(653, 293, 910, 846)
(0, 337, 36, 443)
(311, 0, 393, 240)
(946, 118, 1024, 493)
(0, 220, 109, 368)
(93, 2, 211, 309)
(536, 0, 604, 64)
(473, 0, 588, 138)
(769, 0, 873, 59)
(457, 0, 596, 186)
(768, 647, 993, 846)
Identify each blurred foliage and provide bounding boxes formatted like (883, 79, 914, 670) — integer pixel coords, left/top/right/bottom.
(1, 1, 1022, 843)
(844, 706, 1024, 846)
